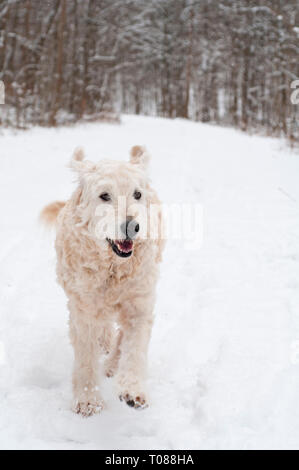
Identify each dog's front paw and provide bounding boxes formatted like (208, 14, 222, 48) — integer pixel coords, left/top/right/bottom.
(73, 399, 104, 417)
(73, 389, 104, 417)
(119, 392, 148, 409)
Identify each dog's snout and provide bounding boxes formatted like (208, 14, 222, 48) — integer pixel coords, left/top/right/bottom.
(121, 219, 139, 239)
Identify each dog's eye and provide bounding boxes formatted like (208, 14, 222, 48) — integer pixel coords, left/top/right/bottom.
(134, 190, 142, 200)
(99, 192, 111, 201)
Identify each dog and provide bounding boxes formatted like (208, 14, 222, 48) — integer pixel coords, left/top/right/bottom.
(40, 145, 164, 416)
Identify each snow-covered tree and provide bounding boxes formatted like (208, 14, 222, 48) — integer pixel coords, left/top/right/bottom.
(0, 0, 298, 142)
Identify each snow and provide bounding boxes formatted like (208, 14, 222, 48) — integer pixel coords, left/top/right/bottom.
(0, 115, 299, 450)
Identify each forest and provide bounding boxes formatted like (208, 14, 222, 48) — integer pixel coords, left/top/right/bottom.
(0, 0, 298, 142)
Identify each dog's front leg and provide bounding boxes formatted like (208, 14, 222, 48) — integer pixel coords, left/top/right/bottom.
(69, 312, 104, 416)
(117, 297, 154, 409)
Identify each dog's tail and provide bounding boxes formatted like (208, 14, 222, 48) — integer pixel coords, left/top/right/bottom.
(39, 201, 66, 228)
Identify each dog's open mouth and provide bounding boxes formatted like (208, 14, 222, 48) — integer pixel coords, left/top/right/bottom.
(107, 238, 133, 258)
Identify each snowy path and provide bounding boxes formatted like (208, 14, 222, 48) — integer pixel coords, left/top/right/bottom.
(0, 116, 299, 449)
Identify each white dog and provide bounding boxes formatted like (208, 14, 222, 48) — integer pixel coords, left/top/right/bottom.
(41, 146, 164, 416)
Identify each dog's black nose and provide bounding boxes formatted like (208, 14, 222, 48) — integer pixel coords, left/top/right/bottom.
(121, 219, 139, 239)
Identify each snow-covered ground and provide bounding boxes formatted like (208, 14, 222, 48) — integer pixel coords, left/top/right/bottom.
(0, 115, 299, 449)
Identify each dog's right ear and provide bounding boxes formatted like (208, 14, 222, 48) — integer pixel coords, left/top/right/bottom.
(69, 147, 96, 175)
(130, 145, 150, 170)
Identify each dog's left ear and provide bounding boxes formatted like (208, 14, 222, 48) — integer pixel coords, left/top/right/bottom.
(130, 145, 150, 170)
(69, 147, 96, 175)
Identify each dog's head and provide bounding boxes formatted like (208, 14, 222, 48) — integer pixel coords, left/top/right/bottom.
(70, 146, 152, 260)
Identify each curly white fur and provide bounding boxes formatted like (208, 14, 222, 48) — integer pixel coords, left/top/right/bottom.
(41, 146, 164, 416)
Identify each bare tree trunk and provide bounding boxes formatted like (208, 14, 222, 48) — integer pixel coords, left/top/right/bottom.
(49, 0, 66, 126)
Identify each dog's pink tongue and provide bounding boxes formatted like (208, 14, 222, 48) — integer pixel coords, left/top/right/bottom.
(117, 240, 133, 252)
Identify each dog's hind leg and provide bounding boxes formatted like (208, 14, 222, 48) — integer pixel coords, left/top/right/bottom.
(104, 329, 123, 378)
(69, 305, 104, 417)
(98, 324, 114, 356)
